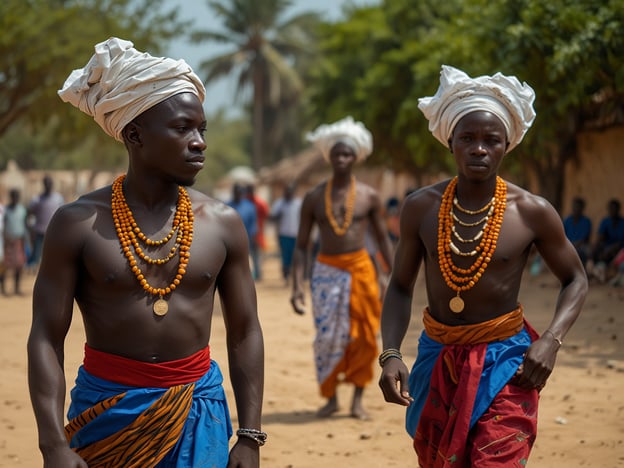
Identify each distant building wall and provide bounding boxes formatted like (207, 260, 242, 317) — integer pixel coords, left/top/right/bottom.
(563, 125, 623, 239)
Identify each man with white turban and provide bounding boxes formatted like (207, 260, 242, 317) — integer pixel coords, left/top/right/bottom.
(58, 37, 206, 142)
(418, 65, 536, 154)
(291, 117, 394, 420)
(306, 116, 373, 162)
(29, 37, 266, 468)
(379, 65, 587, 466)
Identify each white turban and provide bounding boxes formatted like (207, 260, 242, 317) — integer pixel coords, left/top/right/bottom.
(58, 37, 206, 142)
(418, 65, 536, 153)
(306, 116, 373, 162)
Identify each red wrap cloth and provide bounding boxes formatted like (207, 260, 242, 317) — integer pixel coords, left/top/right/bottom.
(83, 344, 211, 388)
(414, 307, 539, 467)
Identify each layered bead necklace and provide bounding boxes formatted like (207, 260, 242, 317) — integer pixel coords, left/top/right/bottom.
(325, 175, 356, 236)
(437, 176, 507, 313)
(111, 174, 194, 316)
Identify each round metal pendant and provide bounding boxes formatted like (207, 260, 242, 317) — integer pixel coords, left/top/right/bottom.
(449, 295, 465, 313)
(153, 298, 169, 316)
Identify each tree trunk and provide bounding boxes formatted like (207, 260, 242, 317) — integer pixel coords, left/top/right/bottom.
(524, 133, 577, 214)
(252, 65, 264, 171)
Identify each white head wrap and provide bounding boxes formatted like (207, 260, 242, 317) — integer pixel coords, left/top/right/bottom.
(58, 37, 206, 142)
(418, 65, 536, 153)
(306, 116, 373, 162)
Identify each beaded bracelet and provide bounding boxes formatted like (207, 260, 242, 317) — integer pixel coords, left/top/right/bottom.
(236, 428, 268, 446)
(378, 348, 403, 367)
(544, 329, 563, 347)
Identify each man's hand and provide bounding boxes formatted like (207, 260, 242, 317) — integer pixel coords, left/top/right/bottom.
(513, 334, 560, 390)
(378, 358, 413, 406)
(42, 446, 88, 468)
(227, 437, 260, 467)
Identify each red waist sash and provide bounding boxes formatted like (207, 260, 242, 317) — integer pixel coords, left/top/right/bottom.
(83, 344, 211, 388)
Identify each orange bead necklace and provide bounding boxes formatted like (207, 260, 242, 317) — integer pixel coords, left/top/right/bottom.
(325, 175, 356, 236)
(437, 176, 507, 313)
(111, 174, 194, 316)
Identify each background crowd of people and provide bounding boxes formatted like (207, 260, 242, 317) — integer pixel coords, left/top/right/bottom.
(2, 174, 622, 301)
(561, 196, 624, 286)
(0, 175, 65, 296)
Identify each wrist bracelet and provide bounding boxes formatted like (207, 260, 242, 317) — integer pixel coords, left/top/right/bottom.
(544, 329, 563, 347)
(378, 348, 403, 367)
(236, 428, 268, 446)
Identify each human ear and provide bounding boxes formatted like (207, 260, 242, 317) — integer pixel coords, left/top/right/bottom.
(123, 122, 142, 146)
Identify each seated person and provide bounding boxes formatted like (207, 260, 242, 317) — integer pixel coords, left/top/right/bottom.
(592, 198, 624, 282)
(563, 197, 592, 268)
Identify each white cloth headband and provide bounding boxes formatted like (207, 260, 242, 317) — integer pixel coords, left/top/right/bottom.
(306, 116, 373, 162)
(418, 65, 536, 153)
(58, 37, 206, 142)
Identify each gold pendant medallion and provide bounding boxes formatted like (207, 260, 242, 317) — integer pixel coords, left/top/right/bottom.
(449, 295, 464, 313)
(153, 298, 169, 316)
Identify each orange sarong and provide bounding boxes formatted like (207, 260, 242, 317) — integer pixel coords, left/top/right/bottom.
(423, 306, 525, 346)
(311, 249, 381, 398)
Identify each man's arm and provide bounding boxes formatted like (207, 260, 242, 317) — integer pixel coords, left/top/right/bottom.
(27, 205, 88, 467)
(290, 192, 315, 315)
(268, 199, 282, 221)
(368, 189, 394, 271)
(217, 209, 264, 466)
(378, 194, 426, 406)
(516, 195, 588, 389)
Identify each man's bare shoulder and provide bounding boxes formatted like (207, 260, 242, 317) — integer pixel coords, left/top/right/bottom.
(187, 188, 222, 208)
(355, 179, 381, 198)
(186, 188, 244, 228)
(505, 181, 563, 236)
(43, 186, 113, 249)
(403, 180, 449, 209)
(505, 181, 554, 214)
(56, 186, 112, 220)
(354, 179, 375, 191)
(302, 182, 326, 203)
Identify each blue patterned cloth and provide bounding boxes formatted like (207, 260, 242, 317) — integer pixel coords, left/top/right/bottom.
(68, 360, 232, 467)
(310, 261, 352, 385)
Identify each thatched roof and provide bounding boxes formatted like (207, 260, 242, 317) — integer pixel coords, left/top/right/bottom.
(257, 147, 327, 186)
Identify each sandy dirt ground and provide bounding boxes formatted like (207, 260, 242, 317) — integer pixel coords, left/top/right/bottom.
(1, 253, 623, 467)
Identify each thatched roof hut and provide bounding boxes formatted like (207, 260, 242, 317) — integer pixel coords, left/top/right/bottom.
(257, 147, 419, 204)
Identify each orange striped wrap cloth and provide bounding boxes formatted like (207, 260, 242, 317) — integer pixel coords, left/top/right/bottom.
(311, 249, 381, 398)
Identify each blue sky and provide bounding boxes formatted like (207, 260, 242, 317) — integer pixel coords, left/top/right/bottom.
(164, 0, 375, 115)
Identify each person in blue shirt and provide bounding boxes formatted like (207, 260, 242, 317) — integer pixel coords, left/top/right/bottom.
(228, 183, 259, 277)
(563, 197, 592, 268)
(592, 198, 624, 282)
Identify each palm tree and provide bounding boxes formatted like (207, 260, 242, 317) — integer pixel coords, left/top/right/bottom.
(192, 0, 320, 170)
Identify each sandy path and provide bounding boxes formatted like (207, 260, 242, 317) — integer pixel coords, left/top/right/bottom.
(1, 255, 622, 467)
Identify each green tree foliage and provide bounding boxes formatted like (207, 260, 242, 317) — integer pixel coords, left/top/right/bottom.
(309, 0, 623, 206)
(192, 0, 321, 170)
(0, 0, 186, 169)
(0, 118, 126, 172)
(194, 111, 252, 193)
(483, 0, 624, 208)
(308, 0, 471, 185)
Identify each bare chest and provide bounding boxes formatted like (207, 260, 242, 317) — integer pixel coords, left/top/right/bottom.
(79, 222, 225, 297)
